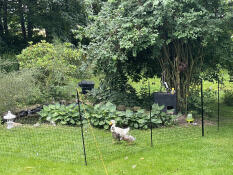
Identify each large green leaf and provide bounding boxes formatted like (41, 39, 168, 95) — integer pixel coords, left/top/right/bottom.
(138, 119, 145, 124)
(99, 121, 105, 126)
(134, 123, 139, 129)
(104, 124, 109, 130)
(126, 109, 133, 118)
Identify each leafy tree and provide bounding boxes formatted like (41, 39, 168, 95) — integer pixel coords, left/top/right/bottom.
(0, 0, 87, 53)
(17, 40, 83, 100)
(83, 0, 233, 112)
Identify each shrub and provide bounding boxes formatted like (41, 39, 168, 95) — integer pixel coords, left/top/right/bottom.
(38, 102, 177, 129)
(223, 90, 233, 106)
(88, 102, 177, 130)
(17, 40, 83, 100)
(188, 88, 216, 116)
(0, 69, 42, 115)
(86, 83, 140, 107)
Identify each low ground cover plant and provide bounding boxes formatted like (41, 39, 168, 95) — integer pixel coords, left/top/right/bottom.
(38, 102, 177, 129)
(38, 103, 89, 126)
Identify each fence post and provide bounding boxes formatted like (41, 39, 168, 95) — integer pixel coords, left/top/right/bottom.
(77, 90, 87, 166)
(201, 79, 204, 136)
(148, 81, 153, 147)
(218, 77, 220, 131)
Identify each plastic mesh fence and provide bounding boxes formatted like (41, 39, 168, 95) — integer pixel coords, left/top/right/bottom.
(0, 79, 232, 165)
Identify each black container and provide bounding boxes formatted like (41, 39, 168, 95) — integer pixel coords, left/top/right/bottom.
(78, 80, 95, 94)
(153, 92, 177, 113)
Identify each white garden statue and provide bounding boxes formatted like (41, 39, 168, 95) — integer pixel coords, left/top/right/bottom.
(4, 111, 16, 129)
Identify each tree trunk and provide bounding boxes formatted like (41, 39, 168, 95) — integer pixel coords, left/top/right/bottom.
(0, 18, 3, 37)
(174, 56, 182, 112)
(45, 28, 53, 41)
(3, 0, 8, 36)
(27, 0, 34, 40)
(0, 1, 4, 37)
(18, 0, 26, 41)
(160, 41, 192, 113)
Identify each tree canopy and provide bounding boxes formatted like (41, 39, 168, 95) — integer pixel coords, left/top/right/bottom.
(83, 0, 233, 111)
(0, 0, 86, 52)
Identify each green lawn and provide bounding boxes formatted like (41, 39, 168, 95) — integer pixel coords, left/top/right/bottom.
(0, 117, 232, 175)
(0, 73, 232, 174)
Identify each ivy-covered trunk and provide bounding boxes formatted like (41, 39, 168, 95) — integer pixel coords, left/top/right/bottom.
(159, 40, 200, 113)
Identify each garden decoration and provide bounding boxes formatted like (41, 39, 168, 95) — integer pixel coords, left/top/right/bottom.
(78, 80, 95, 94)
(171, 88, 175, 95)
(186, 113, 194, 123)
(4, 111, 16, 129)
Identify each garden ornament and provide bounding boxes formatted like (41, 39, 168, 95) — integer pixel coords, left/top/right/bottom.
(4, 111, 16, 129)
(171, 88, 175, 94)
(186, 113, 194, 123)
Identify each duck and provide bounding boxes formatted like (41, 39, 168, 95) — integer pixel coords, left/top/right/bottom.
(111, 129, 121, 141)
(122, 134, 136, 143)
(110, 120, 130, 141)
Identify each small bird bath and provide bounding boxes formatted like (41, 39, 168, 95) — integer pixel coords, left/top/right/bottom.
(3, 111, 16, 129)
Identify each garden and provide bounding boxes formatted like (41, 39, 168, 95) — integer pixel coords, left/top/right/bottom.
(0, 0, 233, 174)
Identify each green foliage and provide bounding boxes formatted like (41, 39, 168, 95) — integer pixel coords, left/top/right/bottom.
(0, 69, 42, 114)
(38, 102, 177, 129)
(86, 77, 156, 109)
(83, 0, 233, 112)
(89, 102, 118, 129)
(0, 0, 86, 49)
(86, 85, 140, 107)
(150, 104, 177, 127)
(89, 102, 177, 129)
(38, 103, 89, 126)
(188, 88, 216, 116)
(17, 40, 82, 100)
(223, 90, 233, 106)
(0, 53, 19, 73)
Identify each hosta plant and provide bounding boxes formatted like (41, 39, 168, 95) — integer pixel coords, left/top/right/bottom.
(38, 103, 90, 126)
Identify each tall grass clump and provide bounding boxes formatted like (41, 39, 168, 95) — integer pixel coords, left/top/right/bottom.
(0, 68, 42, 115)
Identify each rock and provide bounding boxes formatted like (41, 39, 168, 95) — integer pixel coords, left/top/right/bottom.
(132, 106, 141, 112)
(117, 105, 126, 111)
(33, 123, 40, 127)
(18, 110, 28, 117)
(28, 106, 43, 115)
(12, 122, 22, 127)
(50, 121, 56, 126)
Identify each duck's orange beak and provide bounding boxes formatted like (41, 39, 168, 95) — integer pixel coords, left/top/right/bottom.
(109, 122, 113, 125)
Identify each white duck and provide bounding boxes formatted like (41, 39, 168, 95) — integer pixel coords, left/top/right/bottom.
(110, 120, 130, 140)
(122, 134, 136, 143)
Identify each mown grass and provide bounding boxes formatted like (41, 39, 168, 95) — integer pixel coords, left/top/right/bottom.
(0, 119, 232, 175)
(0, 73, 232, 175)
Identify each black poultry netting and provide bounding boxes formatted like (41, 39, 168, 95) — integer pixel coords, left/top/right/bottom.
(0, 79, 232, 165)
